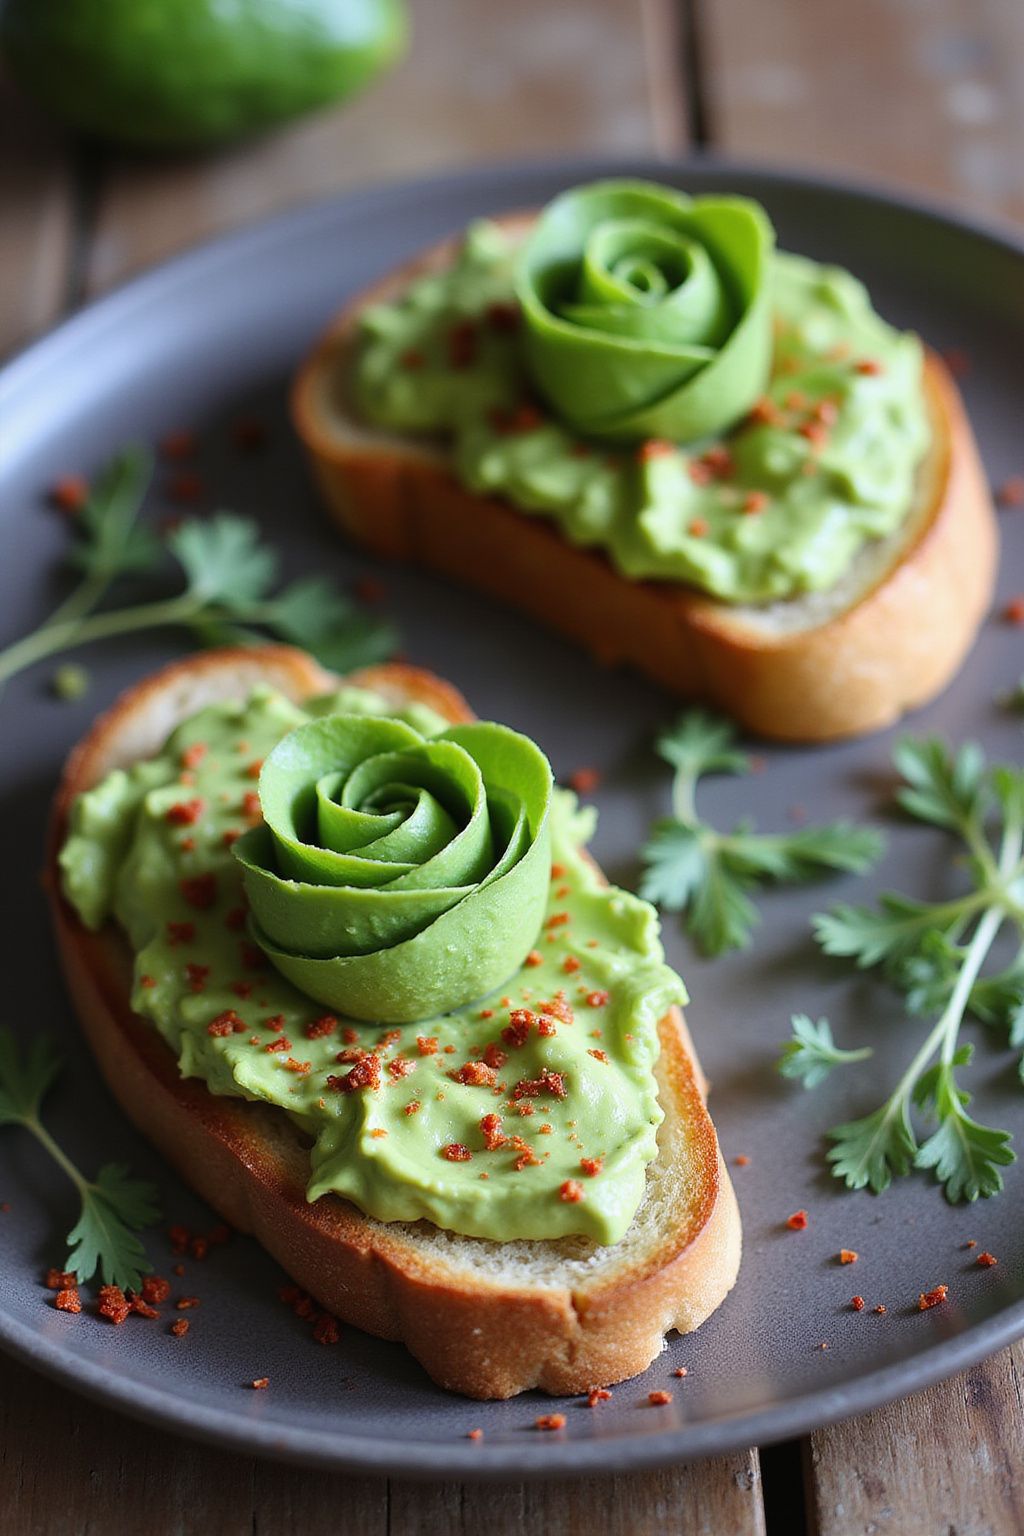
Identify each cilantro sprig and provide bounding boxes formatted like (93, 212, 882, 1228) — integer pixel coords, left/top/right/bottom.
(0, 1031, 159, 1290)
(804, 739, 1024, 1201)
(778, 1014, 872, 1089)
(638, 711, 885, 955)
(0, 450, 397, 693)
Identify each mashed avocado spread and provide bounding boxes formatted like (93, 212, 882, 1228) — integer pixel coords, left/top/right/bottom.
(60, 686, 685, 1245)
(353, 181, 929, 605)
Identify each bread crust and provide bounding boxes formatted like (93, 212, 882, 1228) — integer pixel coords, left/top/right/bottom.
(47, 645, 740, 1399)
(292, 216, 998, 742)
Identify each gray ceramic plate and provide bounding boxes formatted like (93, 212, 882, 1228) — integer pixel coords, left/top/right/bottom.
(1, 158, 1022, 1478)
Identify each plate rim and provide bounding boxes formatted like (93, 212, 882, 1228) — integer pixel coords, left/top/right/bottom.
(1, 151, 1022, 1478)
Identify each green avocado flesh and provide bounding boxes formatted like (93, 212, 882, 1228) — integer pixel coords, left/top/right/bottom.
(59, 686, 685, 1245)
(353, 221, 930, 605)
(0, 0, 407, 150)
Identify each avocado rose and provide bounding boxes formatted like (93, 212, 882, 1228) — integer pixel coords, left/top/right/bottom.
(234, 714, 552, 1023)
(516, 179, 776, 444)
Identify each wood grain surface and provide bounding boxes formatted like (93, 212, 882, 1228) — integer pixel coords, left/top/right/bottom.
(1, 1, 1022, 1532)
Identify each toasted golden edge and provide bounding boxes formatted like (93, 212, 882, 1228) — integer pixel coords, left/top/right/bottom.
(292, 215, 998, 742)
(46, 645, 740, 1399)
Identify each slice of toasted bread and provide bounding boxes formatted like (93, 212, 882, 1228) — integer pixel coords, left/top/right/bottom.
(47, 645, 740, 1400)
(292, 215, 998, 743)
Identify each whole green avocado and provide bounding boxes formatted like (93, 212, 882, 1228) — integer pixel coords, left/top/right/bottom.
(0, 0, 408, 150)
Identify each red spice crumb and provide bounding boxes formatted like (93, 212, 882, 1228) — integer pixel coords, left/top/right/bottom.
(567, 767, 601, 796)
(963, 1239, 978, 1249)
(787, 1210, 809, 1231)
(534, 1414, 566, 1431)
(546, 912, 570, 930)
(168, 1224, 191, 1254)
(502, 1009, 535, 1048)
(97, 1285, 130, 1325)
(176, 1296, 200, 1310)
(673, 1367, 688, 1378)
(170, 1319, 190, 1337)
(1003, 596, 1024, 625)
(388, 1056, 415, 1080)
(586, 1388, 611, 1406)
(245, 759, 264, 780)
(637, 438, 675, 462)
(141, 1275, 171, 1305)
(328, 1054, 381, 1093)
(648, 1390, 672, 1406)
(207, 1010, 245, 1037)
(559, 1179, 584, 1204)
(562, 955, 581, 975)
(450, 1061, 497, 1088)
(874, 1305, 887, 1315)
(688, 517, 710, 538)
(404, 1100, 421, 1116)
(839, 1249, 859, 1265)
(54, 1288, 82, 1314)
(179, 836, 196, 852)
(512, 1067, 566, 1101)
(734, 1155, 751, 1167)
(282, 1058, 311, 1075)
(186, 963, 210, 994)
(525, 949, 543, 968)
(417, 1035, 439, 1056)
(941, 347, 971, 378)
(466, 1427, 484, 1440)
(167, 472, 204, 503)
(482, 1042, 506, 1069)
(249, 1377, 269, 1391)
(173, 1264, 185, 1277)
(305, 1015, 337, 1040)
(189, 1237, 209, 1262)
(128, 1294, 160, 1320)
(851, 1295, 865, 1312)
(167, 921, 195, 946)
(45, 1267, 77, 1290)
(480, 1113, 506, 1151)
(159, 429, 196, 461)
(441, 1143, 472, 1162)
(854, 357, 885, 376)
(167, 798, 204, 825)
(588, 1048, 609, 1063)
(447, 320, 478, 369)
(181, 743, 208, 769)
(747, 397, 779, 426)
(313, 1314, 341, 1346)
(263, 1014, 285, 1034)
(241, 790, 261, 822)
(741, 490, 770, 515)
(996, 475, 1024, 508)
(139, 975, 156, 989)
(818, 1342, 830, 1351)
(580, 1157, 603, 1177)
(50, 476, 89, 514)
(225, 906, 247, 932)
(399, 348, 425, 371)
(180, 874, 217, 910)
(977, 1251, 998, 1268)
(918, 1284, 949, 1311)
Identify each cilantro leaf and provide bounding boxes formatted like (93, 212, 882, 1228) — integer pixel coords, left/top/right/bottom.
(827, 1099, 918, 1194)
(893, 736, 986, 833)
(66, 1164, 160, 1291)
(912, 1063, 1015, 1201)
(813, 893, 964, 969)
(778, 1014, 872, 1089)
(66, 446, 160, 582)
(169, 514, 277, 607)
(0, 1031, 61, 1124)
(638, 821, 708, 913)
(724, 822, 884, 882)
(654, 710, 749, 780)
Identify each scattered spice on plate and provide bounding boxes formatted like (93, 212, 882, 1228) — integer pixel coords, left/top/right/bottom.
(996, 475, 1024, 508)
(851, 1296, 865, 1312)
(249, 1377, 269, 1391)
(54, 1287, 82, 1314)
(567, 767, 601, 796)
(976, 1251, 998, 1268)
(170, 1319, 189, 1338)
(918, 1284, 949, 1311)
(786, 1209, 809, 1231)
(734, 1154, 750, 1167)
(839, 1249, 859, 1265)
(648, 1390, 672, 1405)
(586, 1388, 611, 1406)
(534, 1413, 566, 1431)
(874, 1305, 887, 1315)
(466, 1428, 483, 1440)
(1004, 596, 1024, 626)
(673, 1367, 688, 1378)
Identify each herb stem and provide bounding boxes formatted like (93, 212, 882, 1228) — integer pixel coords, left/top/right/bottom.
(671, 767, 698, 826)
(18, 1113, 88, 1200)
(0, 593, 203, 689)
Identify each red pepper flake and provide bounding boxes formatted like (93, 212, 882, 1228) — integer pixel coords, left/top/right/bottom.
(562, 955, 581, 976)
(480, 1113, 506, 1151)
(482, 1042, 507, 1069)
(313, 1314, 341, 1346)
(478, 1008, 495, 1020)
(559, 1179, 584, 1203)
(181, 743, 208, 769)
(399, 347, 425, 371)
(263, 1014, 285, 1033)
(587, 1048, 609, 1063)
(240, 791, 262, 822)
(540, 992, 574, 1026)
(179, 835, 197, 853)
(851, 1295, 865, 1312)
(404, 1100, 421, 1116)
(486, 300, 520, 333)
(854, 357, 885, 376)
(567, 767, 601, 796)
(128, 1293, 160, 1320)
(839, 1249, 859, 1265)
(502, 1009, 535, 1047)
(141, 1275, 171, 1305)
(249, 1377, 269, 1391)
(170, 1318, 190, 1337)
(466, 1427, 484, 1440)
(185, 962, 210, 994)
(734, 1155, 751, 1167)
(45, 1268, 78, 1290)
(388, 1056, 415, 1080)
(673, 1367, 688, 1378)
(166, 798, 205, 825)
(282, 1058, 311, 1075)
(546, 911, 570, 930)
(97, 1285, 131, 1325)
(874, 1305, 887, 1315)
(918, 1284, 949, 1311)
(648, 1390, 672, 1406)
(167, 921, 195, 946)
(688, 517, 710, 538)
(798, 420, 828, 447)
(534, 1414, 566, 1431)
(701, 445, 734, 478)
(225, 906, 247, 931)
(585, 990, 609, 1009)
(265, 1035, 293, 1054)
(513, 1068, 566, 1101)
(742, 490, 770, 515)
(175, 1296, 200, 1310)
(1003, 596, 1024, 626)
(580, 1157, 603, 1177)
(328, 1054, 381, 1093)
(996, 475, 1024, 508)
(441, 1143, 472, 1162)
(525, 949, 543, 968)
(450, 1061, 498, 1088)
(586, 1388, 611, 1406)
(747, 397, 779, 426)
(139, 975, 155, 991)
(180, 874, 217, 910)
(245, 759, 264, 780)
(207, 1010, 246, 1037)
(168, 1224, 191, 1254)
(50, 476, 89, 514)
(637, 438, 675, 462)
(54, 1287, 82, 1314)
(787, 1210, 809, 1231)
(167, 471, 204, 504)
(447, 319, 478, 369)
(416, 1035, 439, 1056)
(976, 1251, 998, 1267)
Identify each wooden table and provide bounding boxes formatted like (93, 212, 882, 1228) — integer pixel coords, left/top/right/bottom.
(2, 3, 1022, 1530)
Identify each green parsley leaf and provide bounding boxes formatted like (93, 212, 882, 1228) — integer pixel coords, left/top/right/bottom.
(827, 1098, 918, 1194)
(66, 446, 160, 582)
(912, 1062, 1015, 1202)
(893, 736, 986, 833)
(778, 1015, 872, 1089)
(640, 709, 885, 956)
(169, 513, 277, 608)
(813, 893, 964, 969)
(0, 1031, 61, 1124)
